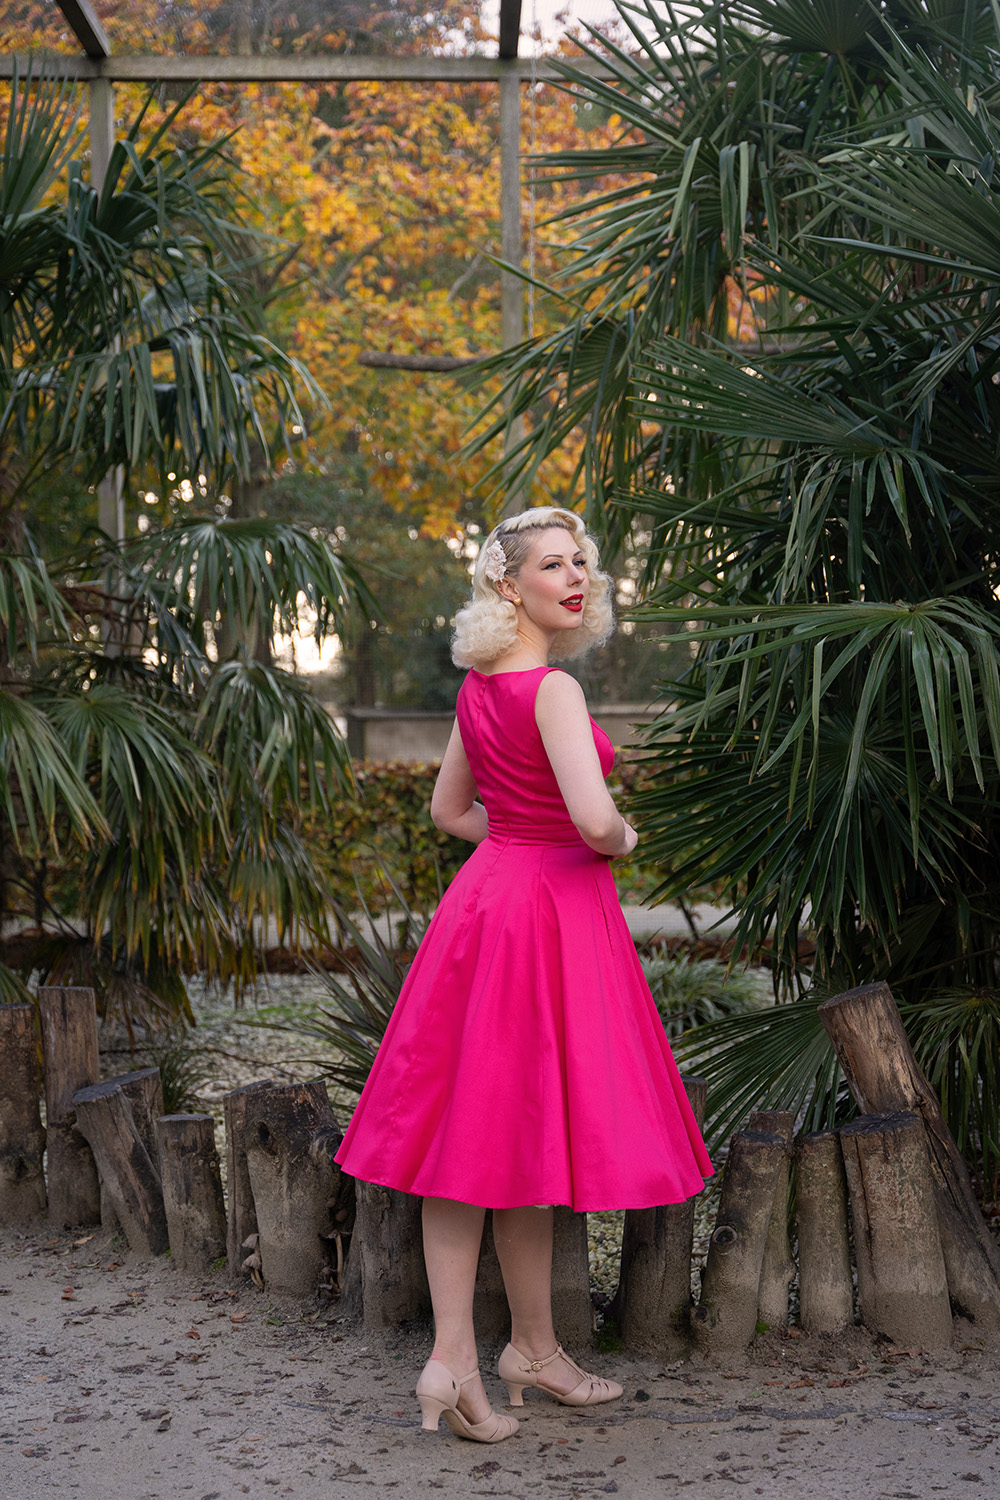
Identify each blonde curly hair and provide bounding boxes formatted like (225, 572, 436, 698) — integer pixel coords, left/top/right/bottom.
(451, 506, 614, 670)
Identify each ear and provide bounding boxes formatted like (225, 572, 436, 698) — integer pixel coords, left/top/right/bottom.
(495, 578, 520, 606)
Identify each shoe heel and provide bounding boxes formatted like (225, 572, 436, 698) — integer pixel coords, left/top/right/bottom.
(417, 1394, 449, 1431)
(504, 1382, 526, 1407)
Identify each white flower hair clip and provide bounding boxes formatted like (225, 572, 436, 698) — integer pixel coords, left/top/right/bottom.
(481, 539, 508, 583)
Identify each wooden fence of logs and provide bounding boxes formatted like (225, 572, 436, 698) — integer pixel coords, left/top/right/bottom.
(2, 981, 999, 1358)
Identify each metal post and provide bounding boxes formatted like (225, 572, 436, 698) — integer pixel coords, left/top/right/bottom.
(90, 74, 125, 652)
(90, 76, 124, 549)
(88, 74, 115, 192)
(499, 65, 526, 513)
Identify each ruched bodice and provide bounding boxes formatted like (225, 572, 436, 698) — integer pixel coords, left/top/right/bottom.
(458, 667, 613, 845)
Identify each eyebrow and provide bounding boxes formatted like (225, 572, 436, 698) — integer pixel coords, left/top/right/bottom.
(539, 551, 583, 562)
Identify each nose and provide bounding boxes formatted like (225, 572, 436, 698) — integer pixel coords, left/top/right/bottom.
(568, 560, 585, 583)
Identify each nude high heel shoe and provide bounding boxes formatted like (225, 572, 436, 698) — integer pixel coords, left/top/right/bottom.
(498, 1343, 623, 1407)
(415, 1359, 519, 1442)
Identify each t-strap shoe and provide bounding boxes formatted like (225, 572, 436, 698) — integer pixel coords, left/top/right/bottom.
(498, 1343, 623, 1407)
(416, 1359, 519, 1442)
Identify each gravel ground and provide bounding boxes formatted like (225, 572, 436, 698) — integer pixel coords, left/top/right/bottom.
(2, 1223, 998, 1500)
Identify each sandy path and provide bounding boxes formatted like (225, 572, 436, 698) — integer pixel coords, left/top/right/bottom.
(2, 1226, 998, 1500)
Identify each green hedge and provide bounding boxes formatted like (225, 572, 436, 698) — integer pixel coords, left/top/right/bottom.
(302, 754, 664, 914)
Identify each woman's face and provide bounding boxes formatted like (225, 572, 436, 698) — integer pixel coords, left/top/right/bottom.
(502, 526, 590, 637)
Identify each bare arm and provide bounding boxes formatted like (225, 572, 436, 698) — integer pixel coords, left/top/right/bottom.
(430, 720, 489, 844)
(534, 671, 637, 858)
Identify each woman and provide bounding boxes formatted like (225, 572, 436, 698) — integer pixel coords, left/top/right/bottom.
(335, 506, 712, 1443)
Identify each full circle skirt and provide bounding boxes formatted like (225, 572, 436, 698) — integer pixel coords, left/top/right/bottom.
(335, 835, 712, 1211)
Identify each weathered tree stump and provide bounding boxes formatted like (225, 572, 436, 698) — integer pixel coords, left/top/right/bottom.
(223, 1079, 276, 1275)
(692, 1130, 786, 1359)
(113, 1069, 163, 1159)
(351, 1179, 430, 1328)
(796, 1129, 854, 1334)
(244, 1080, 345, 1297)
(474, 1205, 592, 1346)
(472, 1211, 509, 1342)
(97, 1069, 163, 1233)
(73, 1081, 168, 1256)
(0, 1003, 47, 1224)
(819, 982, 1000, 1326)
(551, 1207, 593, 1345)
(839, 1111, 953, 1349)
(747, 1109, 794, 1332)
(38, 986, 101, 1227)
(612, 1076, 708, 1357)
(155, 1113, 227, 1272)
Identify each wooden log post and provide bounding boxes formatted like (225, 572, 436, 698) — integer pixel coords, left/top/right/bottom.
(613, 1076, 708, 1357)
(692, 1130, 786, 1360)
(73, 1081, 168, 1256)
(97, 1068, 163, 1233)
(244, 1080, 345, 1297)
(0, 1004, 47, 1224)
(114, 1069, 163, 1159)
(351, 1179, 430, 1329)
(551, 1207, 593, 1346)
(748, 1109, 795, 1332)
(472, 1211, 510, 1342)
(38, 986, 101, 1227)
(223, 1079, 276, 1275)
(839, 1111, 953, 1349)
(795, 1129, 854, 1335)
(155, 1113, 227, 1272)
(819, 982, 1000, 1326)
(474, 1207, 591, 1346)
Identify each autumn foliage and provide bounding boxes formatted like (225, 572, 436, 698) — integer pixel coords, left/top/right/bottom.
(7, 0, 633, 537)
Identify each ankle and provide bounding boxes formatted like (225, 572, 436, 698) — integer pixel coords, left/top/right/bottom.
(509, 1332, 559, 1362)
(430, 1341, 479, 1376)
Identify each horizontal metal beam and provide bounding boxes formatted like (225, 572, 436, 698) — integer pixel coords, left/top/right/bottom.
(0, 52, 601, 84)
(56, 0, 111, 58)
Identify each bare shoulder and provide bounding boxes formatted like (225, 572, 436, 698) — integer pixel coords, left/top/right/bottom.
(534, 668, 589, 723)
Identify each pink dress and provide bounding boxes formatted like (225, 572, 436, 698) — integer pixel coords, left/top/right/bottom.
(335, 666, 712, 1210)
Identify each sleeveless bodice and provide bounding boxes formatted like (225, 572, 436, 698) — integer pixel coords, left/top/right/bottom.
(457, 666, 614, 845)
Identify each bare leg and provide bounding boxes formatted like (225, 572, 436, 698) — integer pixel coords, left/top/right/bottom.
(492, 1206, 590, 1399)
(422, 1196, 492, 1423)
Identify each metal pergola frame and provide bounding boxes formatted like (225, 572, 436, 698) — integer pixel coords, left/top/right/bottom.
(6, 1, 611, 519)
(3, 1, 604, 325)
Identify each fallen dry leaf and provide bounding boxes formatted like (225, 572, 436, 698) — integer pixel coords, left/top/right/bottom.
(229, 1311, 248, 1324)
(184, 1330, 201, 1340)
(61, 1288, 76, 1301)
(72, 1235, 95, 1247)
